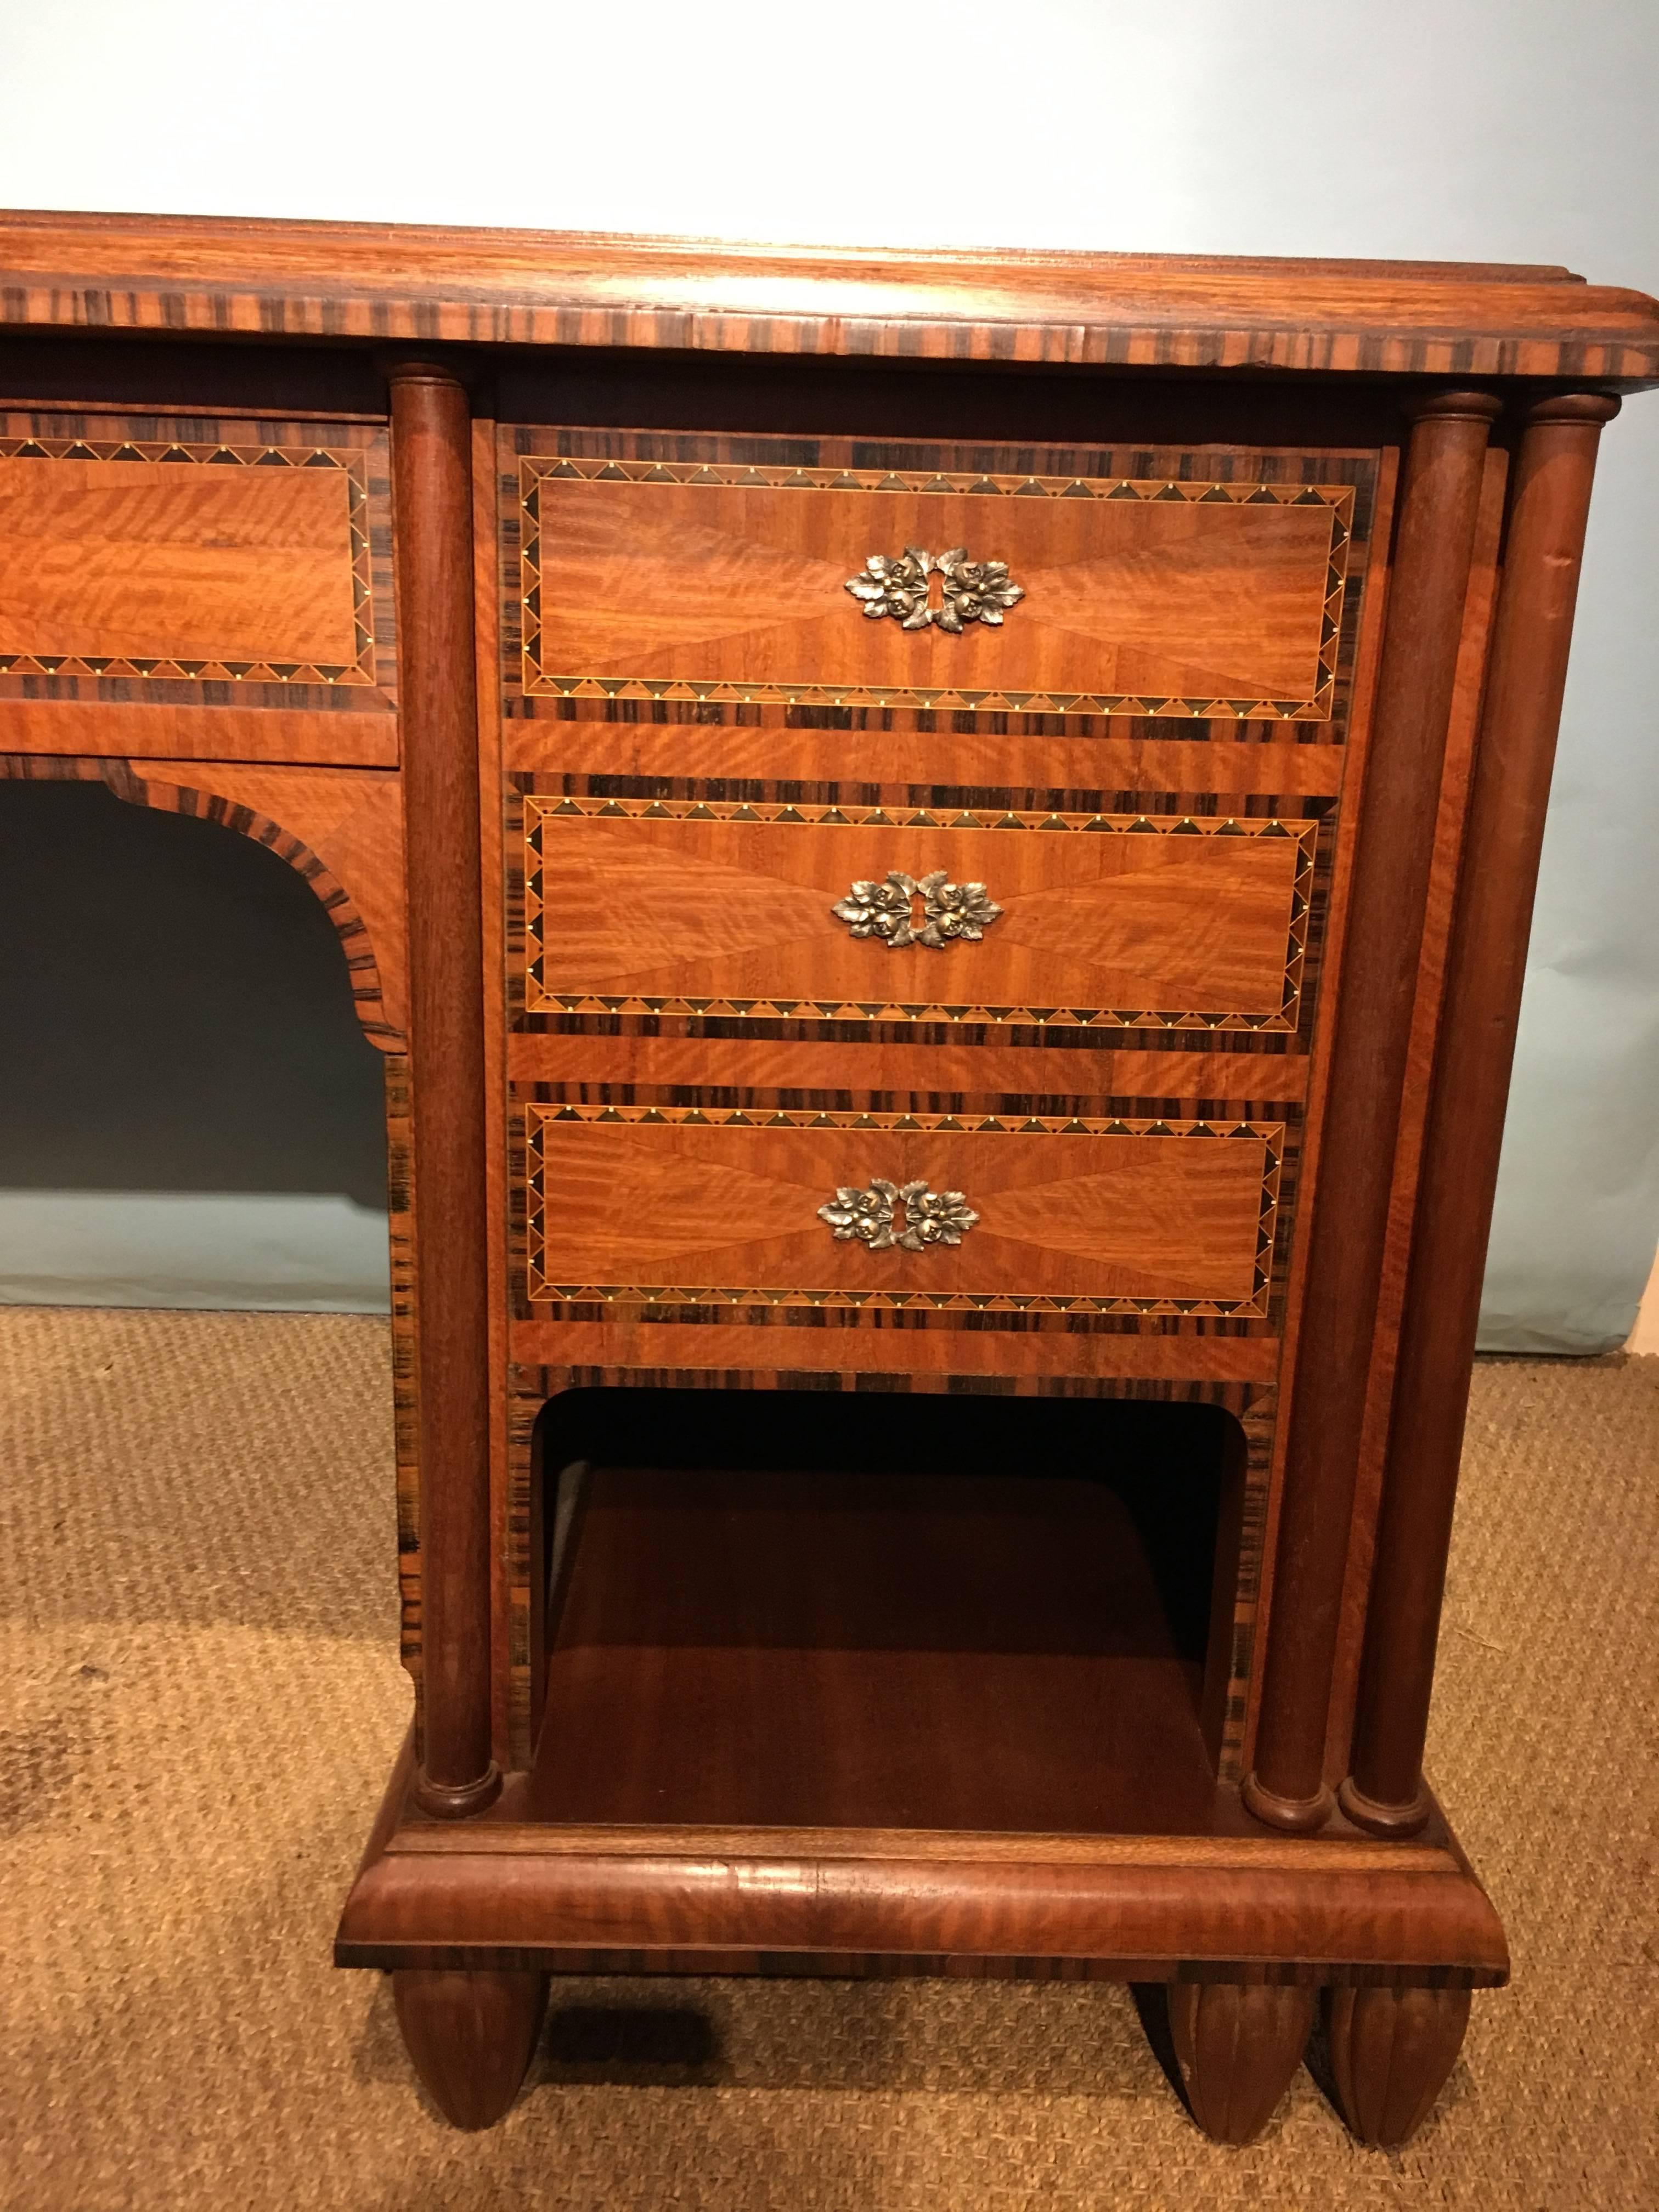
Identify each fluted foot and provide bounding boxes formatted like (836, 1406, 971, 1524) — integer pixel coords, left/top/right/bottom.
(1166, 1979, 1316, 2145)
(392, 1968, 549, 2129)
(1324, 1983, 1471, 2148)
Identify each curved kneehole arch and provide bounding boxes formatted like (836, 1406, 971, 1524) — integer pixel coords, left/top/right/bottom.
(1, 752, 407, 1052)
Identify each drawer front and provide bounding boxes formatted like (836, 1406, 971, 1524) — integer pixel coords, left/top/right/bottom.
(500, 428, 1383, 736)
(518, 459, 1350, 721)
(521, 789, 1321, 1033)
(521, 1099, 1282, 1319)
(0, 414, 395, 707)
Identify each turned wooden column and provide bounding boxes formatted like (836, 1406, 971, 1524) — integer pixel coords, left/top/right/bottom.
(1243, 390, 1501, 1833)
(1340, 392, 1620, 1836)
(389, 363, 499, 1818)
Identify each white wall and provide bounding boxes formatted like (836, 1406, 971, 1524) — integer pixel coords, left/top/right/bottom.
(2, 1, 1656, 1345)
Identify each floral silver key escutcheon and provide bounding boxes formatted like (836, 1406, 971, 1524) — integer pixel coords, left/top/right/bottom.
(818, 1178, 979, 1252)
(845, 546, 1024, 631)
(831, 870, 1003, 950)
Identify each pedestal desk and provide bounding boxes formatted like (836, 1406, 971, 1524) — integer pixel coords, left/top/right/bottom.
(4, 213, 1655, 2146)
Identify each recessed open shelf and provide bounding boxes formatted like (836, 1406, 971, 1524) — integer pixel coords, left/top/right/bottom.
(522, 1390, 1243, 1836)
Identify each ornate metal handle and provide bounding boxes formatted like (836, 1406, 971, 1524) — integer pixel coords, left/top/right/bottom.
(818, 1179, 979, 1251)
(845, 546, 1024, 632)
(831, 870, 1003, 949)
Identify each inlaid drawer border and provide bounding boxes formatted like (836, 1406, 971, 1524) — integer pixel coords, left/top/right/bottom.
(521, 790, 1321, 1036)
(0, 431, 379, 688)
(516, 455, 1355, 723)
(520, 1100, 1284, 1321)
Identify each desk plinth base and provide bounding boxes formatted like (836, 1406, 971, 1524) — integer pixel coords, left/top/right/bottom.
(336, 1733, 1506, 2144)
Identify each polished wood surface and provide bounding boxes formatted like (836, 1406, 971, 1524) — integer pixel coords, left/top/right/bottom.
(522, 795, 1314, 1029)
(3, 211, 1657, 379)
(1342, 393, 1620, 1833)
(390, 365, 499, 1817)
(526, 1463, 1218, 1833)
(392, 1968, 548, 2131)
(523, 1104, 1278, 1312)
(0, 697, 398, 764)
(4, 212, 1641, 2148)
(526, 466, 1349, 715)
(499, 1380, 1279, 1783)
(1244, 392, 1499, 1832)
(502, 426, 1379, 736)
(0, 410, 396, 721)
(505, 721, 1349, 795)
(1168, 1979, 1317, 2144)
(0, 750, 405, 1047)
(0, 449, 364, 673)
(338, 1752, 1508, 1977)
(509, 1327, 1284, 1384)
(509, 1032, 1314, 1103)
(1324, 1983, 1471, 2148)
(340, 1847, 1508, 1982)
(1319, 441, 1508, 1788)
(473, 417, 517, 1771)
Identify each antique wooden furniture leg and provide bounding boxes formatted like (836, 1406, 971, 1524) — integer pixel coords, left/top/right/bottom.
(1243, 390, 1501, 1833)
(1168, 1978, 1318, 2145)
(1324, 1984, 1472, 2148)
(392, 1970, 550, 2131)
(1341, 392, 1621, 1837)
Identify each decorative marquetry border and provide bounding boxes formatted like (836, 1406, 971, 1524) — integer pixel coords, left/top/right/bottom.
(0, 435, 378, 686)
(522, 1102, 1284, 1321)
(516, 457, 1354, 723)
(522, 792, 1319, 1035)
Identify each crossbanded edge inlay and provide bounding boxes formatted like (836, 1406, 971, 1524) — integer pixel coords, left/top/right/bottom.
(522, 1103, 1284, 1319)
(0, 436, 377, 686)
(521, 793, 1320, 1032)
(518, 459, 1354, 721)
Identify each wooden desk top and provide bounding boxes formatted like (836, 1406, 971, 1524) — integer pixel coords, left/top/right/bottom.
(1, 208, 1656, 381)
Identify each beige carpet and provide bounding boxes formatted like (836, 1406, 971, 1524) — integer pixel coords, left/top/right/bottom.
(2, 1307, 1656, 2211)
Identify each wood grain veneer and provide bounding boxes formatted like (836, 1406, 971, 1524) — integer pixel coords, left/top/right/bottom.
(0, 450, 364, 674)
(0, 698, 398, 765)
(1244, 393, 1499, 1833)
(390, 364, 499, 1819)
(0, 750, 406, 1047)
(526, 1464, 1218, 1835)
(0, 412, 396, 724)
(524, 465, 1350, 717)
(3, 211, 1656, 381)
(4, 208, 1642, 2148)
(502, 721, 1350, 795)
(521, 794, 1318, 1032)
(501, 427, 1379, 737)
(1342, 393, 1620, 1834)
(521, 1105, 1279, 1315)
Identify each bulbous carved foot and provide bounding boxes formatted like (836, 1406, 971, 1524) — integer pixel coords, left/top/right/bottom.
(1324, 1984, 1471, 2148)
(1166, 1979, 1317, 2145)
(392, 1968, 550, 2130)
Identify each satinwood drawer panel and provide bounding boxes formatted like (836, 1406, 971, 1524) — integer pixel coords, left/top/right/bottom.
(500, 429, 1382, 732)
(518, 1098, 1283, 1321)
(0, 414, 396, 714)
(520, 788, 1322, 1035)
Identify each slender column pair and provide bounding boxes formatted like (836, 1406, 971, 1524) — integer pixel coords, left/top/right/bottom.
(1245, 390, 1618, 1832)
(387, 361, 1618, 1840)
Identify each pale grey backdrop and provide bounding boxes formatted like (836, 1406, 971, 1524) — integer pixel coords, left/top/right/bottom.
(1, 0, 1656, 1348)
